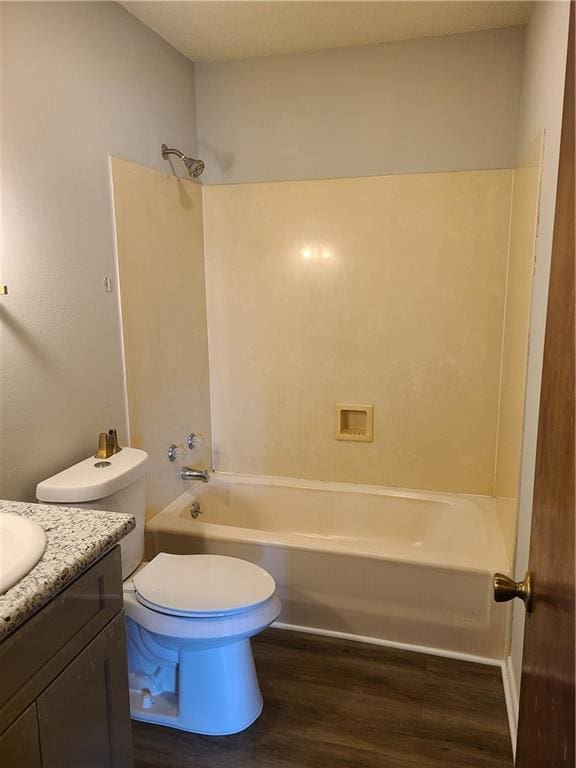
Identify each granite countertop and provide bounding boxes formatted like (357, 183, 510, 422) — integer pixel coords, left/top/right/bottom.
(0, 500, 135, 640)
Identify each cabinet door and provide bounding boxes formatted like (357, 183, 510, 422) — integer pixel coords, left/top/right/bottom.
(37, 613, 133, 768)
(0, 704, 42, 768)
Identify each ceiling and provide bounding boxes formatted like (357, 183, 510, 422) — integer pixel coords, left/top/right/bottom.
(121, 1, 533, 62)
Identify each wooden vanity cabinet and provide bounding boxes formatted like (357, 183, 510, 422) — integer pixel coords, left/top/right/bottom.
(0, 546, 133, 768)
(0, 704, 42, 768)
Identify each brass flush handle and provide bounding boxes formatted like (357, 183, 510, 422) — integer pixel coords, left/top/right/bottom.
(95, 428, 122, 459)
(493, 571, 533, 612)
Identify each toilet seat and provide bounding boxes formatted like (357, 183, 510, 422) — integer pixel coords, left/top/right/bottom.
(133, 553, 277, 618)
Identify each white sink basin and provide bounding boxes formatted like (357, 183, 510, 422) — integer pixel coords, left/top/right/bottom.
(0, 513, 47, 594)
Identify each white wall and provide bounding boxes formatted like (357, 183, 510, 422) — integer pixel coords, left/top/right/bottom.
(0, 2, 197, 501)
(506, 0, 570, 743)
(195, 27, 525, 184)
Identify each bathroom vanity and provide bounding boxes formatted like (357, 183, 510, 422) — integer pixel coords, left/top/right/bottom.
(0, 501, 135, 768)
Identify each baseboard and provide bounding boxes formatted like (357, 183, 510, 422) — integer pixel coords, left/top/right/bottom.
(272, 620, 502, 667)
(501, 654, 519, 760)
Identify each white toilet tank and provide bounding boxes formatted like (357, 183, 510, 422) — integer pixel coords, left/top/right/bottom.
(36, 447, 148, 578)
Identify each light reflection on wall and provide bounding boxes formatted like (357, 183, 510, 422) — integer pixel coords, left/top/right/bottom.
(301, 245, 334, 261)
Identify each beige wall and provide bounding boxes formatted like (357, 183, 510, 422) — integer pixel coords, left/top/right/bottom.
(494, 142, 542, 566)
(195, 27, 524, 184)
(111, 159, 212, 520)
(204, 170, 513, 494)
(0, 3, 198, 501)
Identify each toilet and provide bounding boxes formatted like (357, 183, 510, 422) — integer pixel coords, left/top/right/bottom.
(36, 447, 281, 735)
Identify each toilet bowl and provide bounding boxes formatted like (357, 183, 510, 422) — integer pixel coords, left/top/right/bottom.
(36, 447, 280, 735)
(124, 552, 281, 734)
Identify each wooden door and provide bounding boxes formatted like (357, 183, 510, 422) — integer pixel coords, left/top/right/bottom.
(37, 613, 133, 768)
(515, 4, 575, 766)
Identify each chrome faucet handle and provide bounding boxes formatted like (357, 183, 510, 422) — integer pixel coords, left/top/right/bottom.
(168, 444, 185, 463)
(187, 433, 204, 451)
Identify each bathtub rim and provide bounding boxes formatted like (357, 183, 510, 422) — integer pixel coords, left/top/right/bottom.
(147, 472, 509, 575)
(181, 471, 500, 506)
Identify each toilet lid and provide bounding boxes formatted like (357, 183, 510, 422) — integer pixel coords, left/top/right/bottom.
(133, 553, 277, 617)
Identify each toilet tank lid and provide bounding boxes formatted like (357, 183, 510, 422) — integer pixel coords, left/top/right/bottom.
(36, 447, 148, 503)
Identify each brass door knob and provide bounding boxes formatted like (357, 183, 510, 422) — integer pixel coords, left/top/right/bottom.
(493, 571, 533, 612)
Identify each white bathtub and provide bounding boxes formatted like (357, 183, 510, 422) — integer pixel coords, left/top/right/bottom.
(146, 473, 510, 659)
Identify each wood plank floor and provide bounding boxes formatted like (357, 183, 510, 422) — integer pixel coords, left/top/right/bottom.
(132, 629, 513, 768)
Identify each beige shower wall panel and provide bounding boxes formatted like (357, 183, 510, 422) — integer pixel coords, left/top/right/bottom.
(204, 170, 512, 494)
(111, 158, 212, 519)
(495, 160, 542, 562)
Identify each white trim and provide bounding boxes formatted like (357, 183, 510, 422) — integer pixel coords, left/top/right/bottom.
(501, 654, 519, 760)
(107, 156, 132, 446)
(271, 621, 502, 667)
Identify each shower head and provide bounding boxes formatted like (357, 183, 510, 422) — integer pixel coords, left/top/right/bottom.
(182, 156, 205, 179)
(161, 144, 205, 179)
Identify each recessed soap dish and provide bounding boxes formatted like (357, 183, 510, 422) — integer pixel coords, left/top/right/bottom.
(335, 404, 374, 442)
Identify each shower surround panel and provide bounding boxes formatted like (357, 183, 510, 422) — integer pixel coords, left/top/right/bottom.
(111, 158, 213, 520)
(203, 170, 513, 496)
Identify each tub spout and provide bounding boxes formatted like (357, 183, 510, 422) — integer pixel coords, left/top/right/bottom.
(181, 467, 210, 483)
